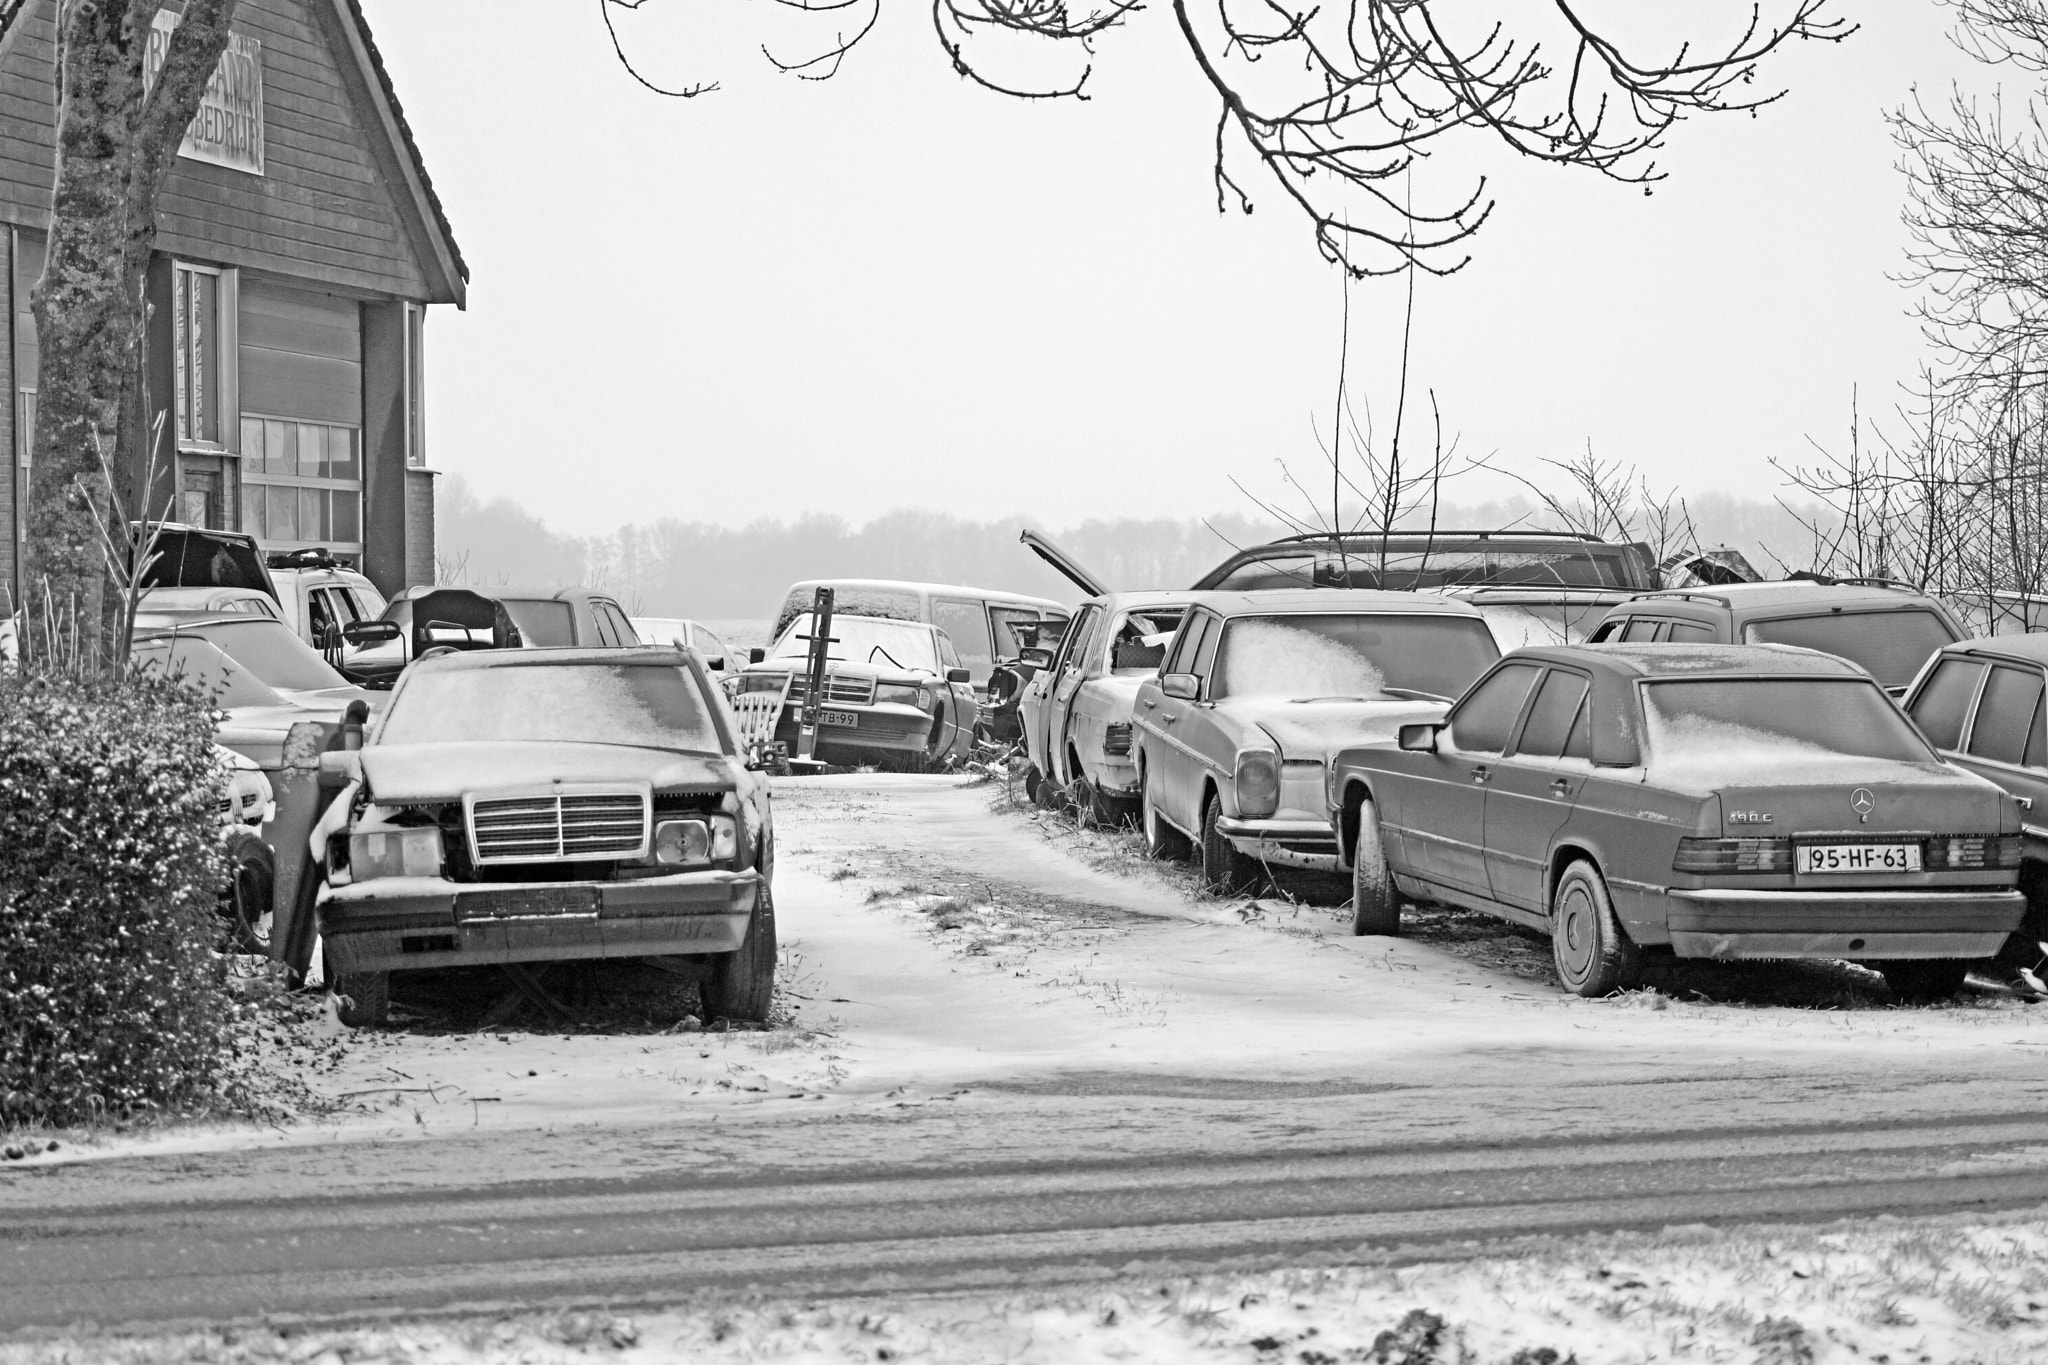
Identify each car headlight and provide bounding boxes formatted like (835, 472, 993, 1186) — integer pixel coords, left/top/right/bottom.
(653, 815, 738, 867)
(874, 682, 931, 709)
(1234, 748, 1281, 819)
(349, 828, 444, 881)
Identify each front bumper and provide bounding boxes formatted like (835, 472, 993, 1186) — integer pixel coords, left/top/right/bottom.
(1215, 816, 1342, 872)
(776, 703, 931, 755)
(1666, 888, 2025, 961)
(318, 868, 762, 975)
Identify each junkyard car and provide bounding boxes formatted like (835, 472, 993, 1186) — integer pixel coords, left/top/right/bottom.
(1587, 579, 1964, 695)
(769, 579, 1068, 697)
(1902, 633, 2048, 966)
(1133, 590, 1501, 894)
(1331, 643, 2025, 998)
(1021, 591, 1192, 821)
(264, 549, 388, 653)
(732, 613, 978, 770)
(312, 646, 774, 1026)
(344, 584, 642, 686)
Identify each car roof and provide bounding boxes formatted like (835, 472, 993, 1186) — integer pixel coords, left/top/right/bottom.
(783, 578, 1067, 611)
(1187, 588, 1488, 618)
(1944, 633, 2048, 667)
(410, 644, 690, 672)
(1080, 591, 1196, 610)
(392, 583, 608, 604)
(1623, 581, 1941, 613)
(1511, 641, 1870, 679)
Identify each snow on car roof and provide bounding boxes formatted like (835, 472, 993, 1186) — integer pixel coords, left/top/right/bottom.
(1521, 642, 1868, 678)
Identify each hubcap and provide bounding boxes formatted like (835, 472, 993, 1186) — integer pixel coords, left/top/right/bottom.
(1556, 885, 1594, 981)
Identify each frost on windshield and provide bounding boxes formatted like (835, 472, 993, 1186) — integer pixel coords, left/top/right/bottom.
(1216, 620, 1387, 700)
(380, 663, 720, 751)
(771, 614, 938, 673)
(1640, 679, 1935, 783)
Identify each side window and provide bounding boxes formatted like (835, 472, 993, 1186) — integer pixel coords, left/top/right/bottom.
(350, 584, 388, 620)
(1967, 665, 2045, 767)
(698, 628, 731, 665)
(305, 589, 336, 644)
(603, 603, 640, 645)
(989, 606, 1040, 658)
(1448, 663, 1543, 754)
(1908, 657, 1986, 752)
(1058, 606, 1101, 673)
(933, 599, 996, 681)
(589, 604, 619, 648)
(1164, 612, 1210, 676)
(936, 630, 962, 670)
(325, 588, 362, 623)
(1618, 618, 1665, 643)
(1514, 669, 1592, 759)
(1666, 621, 1714, 643)
(1588, 618, 1622, 643)
(1192, 615, 1224, 680)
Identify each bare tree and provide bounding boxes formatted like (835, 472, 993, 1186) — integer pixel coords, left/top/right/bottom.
(0, 0, 242, 664)
(603, 0, 1850, 276)
(1480, 442, 1699, 573)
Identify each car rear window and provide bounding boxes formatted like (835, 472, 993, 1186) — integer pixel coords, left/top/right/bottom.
(500, 599, 577, 647)
(1211, 613, 1500, 702)
(1643, 678, 1935, 766)
(381, 662, 723, 752)
(1742, 609, 1957, 688)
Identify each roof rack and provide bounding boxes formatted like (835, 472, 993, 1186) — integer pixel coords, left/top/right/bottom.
(1262, 529, 1606, 547)
(265, 546, 353, 571)
(1783, 571, 1920, 591)
(1632, 589, 1732, 606)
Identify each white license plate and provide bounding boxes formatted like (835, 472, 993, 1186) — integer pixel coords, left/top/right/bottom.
(1797, 843, 1921, 874)
(817, 709, 859, 728)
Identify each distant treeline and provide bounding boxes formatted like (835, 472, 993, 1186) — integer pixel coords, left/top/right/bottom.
(435, 477, 1838, 621)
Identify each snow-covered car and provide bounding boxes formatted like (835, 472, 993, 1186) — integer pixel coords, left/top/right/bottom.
(731, 612, 978, 771)
(1332, 644, 2026, 999)
(1021, 591, 1193, 821)
(1133, 590, 1502, 894)
(342, 584, 643, 687)
(312, 646, 774, 1027)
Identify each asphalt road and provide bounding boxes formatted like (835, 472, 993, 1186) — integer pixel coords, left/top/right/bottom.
(9, 1108, 2048, 1332)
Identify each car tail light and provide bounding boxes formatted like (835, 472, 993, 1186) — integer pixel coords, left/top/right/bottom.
(1925, 835, 2021, 870)
(1235, 749, 1281, 819)
(1674, 837, 1792, 873)
(1103, 722, 1133, 756)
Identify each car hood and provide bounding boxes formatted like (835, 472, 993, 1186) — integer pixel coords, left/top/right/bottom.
(214, 697, 363, 769)
(361, 741, 735, 803)
(1216, 696, 1451, 761)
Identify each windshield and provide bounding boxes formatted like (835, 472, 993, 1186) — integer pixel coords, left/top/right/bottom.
(1742, 610, 1956, 689)
(1211, 614, 1500, 701)
(380, 662, 723, 751)
(1642, 678, 1935, 766)
(131, 637, 285, 709)
(176, 619, 346, 691)
(771, 614, 940, 672)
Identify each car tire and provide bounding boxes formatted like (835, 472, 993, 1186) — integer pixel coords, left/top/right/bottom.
(1877, 958, 1969, 1001)
(220, 828, 276, 955)
(1143, 776, 1194, 862)
(1350, 801, 1400, 936)
(1549, 859, 1641, 997)
(703, 883, 778, 1024)
(1022, 764, 1043, 804)
(331, 969, 389, 1027)
(1201, 793, 1264, 897)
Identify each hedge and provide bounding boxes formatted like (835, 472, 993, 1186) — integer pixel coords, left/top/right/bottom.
(0, 669, 230, 1126)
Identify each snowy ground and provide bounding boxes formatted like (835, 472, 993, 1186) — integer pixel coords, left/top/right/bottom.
(11, 1211, 2046, 1364)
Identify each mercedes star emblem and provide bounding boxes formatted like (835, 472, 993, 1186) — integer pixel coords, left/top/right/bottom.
(1851, 787, 1875, 821)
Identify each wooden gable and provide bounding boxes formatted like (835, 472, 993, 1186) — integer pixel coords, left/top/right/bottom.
(0, 0, 464, 305)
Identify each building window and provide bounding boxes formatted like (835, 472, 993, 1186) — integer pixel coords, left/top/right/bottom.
(15, 389, 31, 469)
(404, 302, 426, 467)
(239, 416, 362, 549)
(173, 263, 226, 448)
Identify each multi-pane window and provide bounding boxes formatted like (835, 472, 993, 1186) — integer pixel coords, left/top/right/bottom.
(174, 264, 223, 447)
(239, 416, 363, 548)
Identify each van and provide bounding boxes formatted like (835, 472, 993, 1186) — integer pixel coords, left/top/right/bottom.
(768, 579, 1070, 693)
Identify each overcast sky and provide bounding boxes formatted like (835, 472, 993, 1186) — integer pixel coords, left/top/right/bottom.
(360, 1, 1986, 537)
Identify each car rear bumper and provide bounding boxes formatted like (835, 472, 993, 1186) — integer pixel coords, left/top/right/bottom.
(318, 869, 762, 974)
(1216, 816, 1342, 872)
(1666, 888, 2025, 960)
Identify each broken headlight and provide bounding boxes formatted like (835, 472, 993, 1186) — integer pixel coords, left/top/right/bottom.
(348, 828, 445, 881)
(652, 815, 738, 868)
(874, 682, 931, 709)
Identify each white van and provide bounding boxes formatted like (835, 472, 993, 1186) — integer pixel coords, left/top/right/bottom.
(768, 579, 1070, 692)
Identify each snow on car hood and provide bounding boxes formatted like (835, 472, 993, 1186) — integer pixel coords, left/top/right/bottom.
(1217, 697, 1450, 761)
(361, 740, 734, 803)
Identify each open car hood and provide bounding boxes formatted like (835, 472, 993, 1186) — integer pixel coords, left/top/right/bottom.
(361, 741, 734, 803)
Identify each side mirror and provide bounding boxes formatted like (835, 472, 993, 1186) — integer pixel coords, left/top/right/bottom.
(1161, 673, 1199, 701)
(748, 647, 766, 665)
(706, 656, 726, 672)
(342, 620, 401, 647)
(1398, 722, 1442, 753)
(946, 667, 971, 685)
(1019, 647, 1053, 668)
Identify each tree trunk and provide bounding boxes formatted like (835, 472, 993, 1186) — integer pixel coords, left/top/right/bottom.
(21, 0, 238, 666)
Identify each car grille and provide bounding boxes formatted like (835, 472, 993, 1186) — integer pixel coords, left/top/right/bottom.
(787, 672, 875, 706)
(469, 791, 648, 863)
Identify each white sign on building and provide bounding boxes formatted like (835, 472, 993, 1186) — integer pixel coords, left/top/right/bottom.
(143, 11, 264, 177)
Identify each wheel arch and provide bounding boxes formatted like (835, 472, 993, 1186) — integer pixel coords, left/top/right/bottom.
(1338, 777, 1376, 866)
(1546, 841, 1603, 912)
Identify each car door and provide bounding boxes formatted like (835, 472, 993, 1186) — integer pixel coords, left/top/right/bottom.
(1482, 666, 1593, 916)
(1951, 662, 2048, 839)
(933, 597, 998, 693)
(1906, 654, 1988, 754)
(1139, 610, 1213, 829)
(1048, 606, 1103, 783)
(1398, 661, 1543, 900)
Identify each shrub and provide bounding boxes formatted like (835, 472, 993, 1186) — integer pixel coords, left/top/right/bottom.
(0, 669, 229, 1126)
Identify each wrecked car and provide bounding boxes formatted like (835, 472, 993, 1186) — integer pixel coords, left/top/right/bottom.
(312, 645, 774, 1027)
(1133, 590, 1501, 894)
(1020, 591, 1192, 821)
(342, 585, 643, 687)
(769, 579, 1068, 698)
(731, 612, 978, 771)
(1331, 644, 2024, 999)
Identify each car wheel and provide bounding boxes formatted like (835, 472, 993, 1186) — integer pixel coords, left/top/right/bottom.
(331, 969, 389, 1027)
(1549, 859, 1641, 997)
(1022, 764, 1043, 803)
(1350, 800, 1400, 936)
(1142, 776, 1194, 862)
(1877, 958, 1969, 1001)
(703, 883, 778, 1023)
(1200, 792, 1264, 896)
(220, 828, 276, 955)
